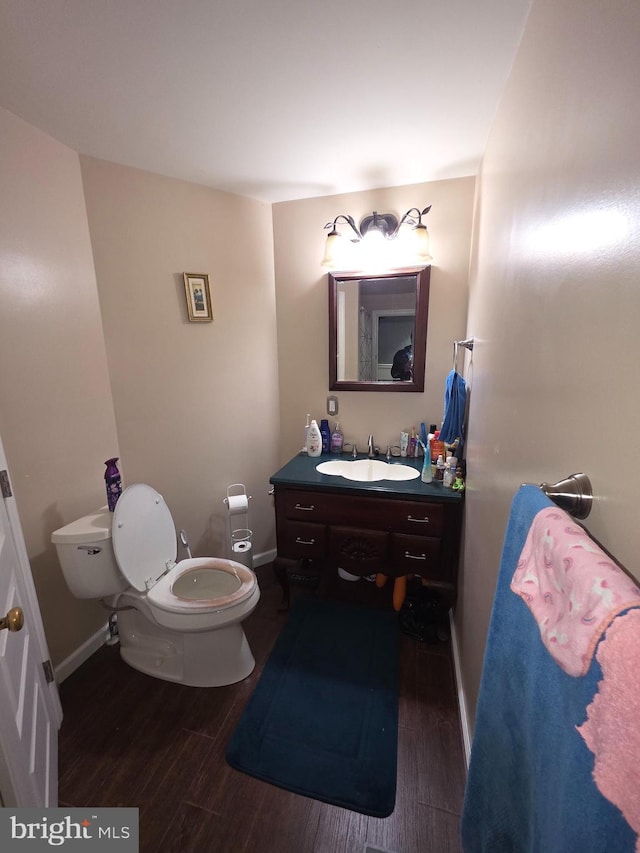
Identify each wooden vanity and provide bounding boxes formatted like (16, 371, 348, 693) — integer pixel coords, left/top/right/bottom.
(270, 453, 464, 610)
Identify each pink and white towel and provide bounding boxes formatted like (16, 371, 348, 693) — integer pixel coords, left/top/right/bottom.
(510, 507, 640, 677)
(577, 608, 640, 851)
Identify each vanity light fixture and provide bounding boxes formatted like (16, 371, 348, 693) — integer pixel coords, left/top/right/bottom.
(321, 206, 432, 268)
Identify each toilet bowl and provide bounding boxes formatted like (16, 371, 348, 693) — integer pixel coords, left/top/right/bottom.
(51, 483, 260, 687)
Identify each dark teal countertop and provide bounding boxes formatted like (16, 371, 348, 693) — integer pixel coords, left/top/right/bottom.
(270, 452, 463, 503)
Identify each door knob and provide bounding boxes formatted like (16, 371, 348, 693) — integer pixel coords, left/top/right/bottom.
(0, 606, 24, 632)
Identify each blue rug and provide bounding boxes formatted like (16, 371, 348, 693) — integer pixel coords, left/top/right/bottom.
(225, 598, 399, 817)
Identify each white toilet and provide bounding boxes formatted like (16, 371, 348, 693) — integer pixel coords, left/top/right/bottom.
(52, 483, 260, 687)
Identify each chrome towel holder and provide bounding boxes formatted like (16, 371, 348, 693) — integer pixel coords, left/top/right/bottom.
(453, 338, 474, 373)
(538, 473, 593, 519)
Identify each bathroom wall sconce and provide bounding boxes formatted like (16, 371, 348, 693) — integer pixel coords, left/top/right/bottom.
(321, 206, 432, 269)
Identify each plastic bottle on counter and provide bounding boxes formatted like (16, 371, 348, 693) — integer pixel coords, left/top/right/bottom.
(430, 430, 446, 466)
(435, 454, 445, 482)
(320, 419, 331, 454)
(421, 441, 432, 483)
(443, 457, 454, 488)
(307, 420, 322, 457)
(408, 427, 417, 458)
(330, 422, 344, 453)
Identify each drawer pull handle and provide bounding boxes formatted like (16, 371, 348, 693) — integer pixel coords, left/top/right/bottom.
(295, 537, 316, 546)
(405, 552, 427, 561)
(294, 503, 315, 512)
(407, 515, 429, 524)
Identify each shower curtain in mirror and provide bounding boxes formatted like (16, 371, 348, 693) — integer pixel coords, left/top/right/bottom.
(359, 307, 374, 381)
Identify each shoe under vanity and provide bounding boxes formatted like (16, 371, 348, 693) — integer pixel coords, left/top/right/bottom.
(270, 452, 464, 611)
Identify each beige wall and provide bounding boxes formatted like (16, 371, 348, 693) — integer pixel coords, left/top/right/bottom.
(80, 158, 280, 562)
(272, 178, 475, 461)
(0, 114, 279, 669)
(458, 0, 640, 728)
(0, 108, 120, 665)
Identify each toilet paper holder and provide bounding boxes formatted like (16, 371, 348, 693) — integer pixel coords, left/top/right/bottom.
(224, 484, 254, 570)
(223, 483, 251, 515)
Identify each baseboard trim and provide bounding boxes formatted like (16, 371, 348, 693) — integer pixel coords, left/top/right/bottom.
(55, 622, 110, 684)
(449, 610, 471, 767)
(253, 548, 277, 568)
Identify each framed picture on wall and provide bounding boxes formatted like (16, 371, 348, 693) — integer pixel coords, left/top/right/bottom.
(183, 273, 213, 322)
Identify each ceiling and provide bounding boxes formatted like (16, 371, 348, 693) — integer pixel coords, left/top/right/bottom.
(0, 1, 532, 204)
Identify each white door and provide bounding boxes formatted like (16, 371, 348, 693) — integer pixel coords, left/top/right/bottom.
(0, 435, 62, 806)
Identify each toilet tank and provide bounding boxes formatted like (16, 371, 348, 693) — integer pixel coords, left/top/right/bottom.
(51, 509, 127, 599)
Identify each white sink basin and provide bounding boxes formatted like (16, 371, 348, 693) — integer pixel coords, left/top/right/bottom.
(316, 458, 420, 482)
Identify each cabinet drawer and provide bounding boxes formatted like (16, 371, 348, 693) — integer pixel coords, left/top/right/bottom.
(383, 501, 443, 535)
(283, 489, 443, 535)
(390, 534, 444, 579)
(329, 526, 389, 575)
(283, 490, 337, 521)
(281, 521, 327, 559)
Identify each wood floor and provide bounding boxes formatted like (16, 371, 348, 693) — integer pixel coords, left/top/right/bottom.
(57, 565, 467, 853)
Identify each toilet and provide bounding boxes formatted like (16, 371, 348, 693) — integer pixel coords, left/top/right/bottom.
(51, 483, 260, 687)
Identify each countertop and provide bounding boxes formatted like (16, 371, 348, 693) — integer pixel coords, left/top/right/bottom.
(270, 452, 464, 503)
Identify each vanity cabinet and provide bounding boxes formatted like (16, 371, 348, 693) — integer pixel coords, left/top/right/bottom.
(270, 454, 463, 609)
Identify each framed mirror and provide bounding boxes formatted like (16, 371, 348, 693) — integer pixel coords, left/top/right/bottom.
(328, 266, 430, 392)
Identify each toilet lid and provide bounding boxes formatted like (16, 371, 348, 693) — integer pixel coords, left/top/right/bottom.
(112, 483, 177, 592)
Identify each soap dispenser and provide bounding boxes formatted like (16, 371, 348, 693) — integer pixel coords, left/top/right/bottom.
(330, 421, 344, 453)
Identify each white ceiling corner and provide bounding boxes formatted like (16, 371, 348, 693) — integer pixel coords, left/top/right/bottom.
(0, 0, 532, 203)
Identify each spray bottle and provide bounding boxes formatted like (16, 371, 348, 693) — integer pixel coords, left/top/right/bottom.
(104, 458, 122, 511)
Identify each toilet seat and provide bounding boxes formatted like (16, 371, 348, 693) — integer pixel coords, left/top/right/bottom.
(147, 557, 257, 614)
(112, 483, 257, 617)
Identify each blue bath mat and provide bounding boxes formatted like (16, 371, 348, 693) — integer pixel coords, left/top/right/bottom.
(225, 598, 399, 817)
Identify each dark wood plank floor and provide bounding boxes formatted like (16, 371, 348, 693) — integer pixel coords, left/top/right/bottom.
(58, 565, 466, 853)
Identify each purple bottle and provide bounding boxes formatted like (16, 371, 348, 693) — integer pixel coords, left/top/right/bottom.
(104, 458, 122, 512)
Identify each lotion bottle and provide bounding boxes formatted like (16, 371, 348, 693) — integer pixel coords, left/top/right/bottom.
(307, 419, 322, 457)
(320, 418, 331, 454)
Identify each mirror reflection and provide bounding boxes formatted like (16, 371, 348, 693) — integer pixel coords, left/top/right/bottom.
(328, 267, 430, 392)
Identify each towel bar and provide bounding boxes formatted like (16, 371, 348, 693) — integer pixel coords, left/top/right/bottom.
(454, 338, 474, 351)
(538, 473, 592, 519)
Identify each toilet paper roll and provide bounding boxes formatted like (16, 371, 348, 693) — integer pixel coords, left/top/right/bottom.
(226, 494, 249, 516)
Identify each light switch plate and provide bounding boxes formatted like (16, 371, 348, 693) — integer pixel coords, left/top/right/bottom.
(327, 395, 338, 416)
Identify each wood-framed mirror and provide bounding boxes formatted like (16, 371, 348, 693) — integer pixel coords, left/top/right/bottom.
(328, 266, 430, 392)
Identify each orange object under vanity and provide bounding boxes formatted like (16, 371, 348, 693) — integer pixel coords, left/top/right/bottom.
(393, 576, 408, 611)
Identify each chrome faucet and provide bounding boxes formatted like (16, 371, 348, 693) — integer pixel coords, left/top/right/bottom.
(368, 435, 377, 458)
